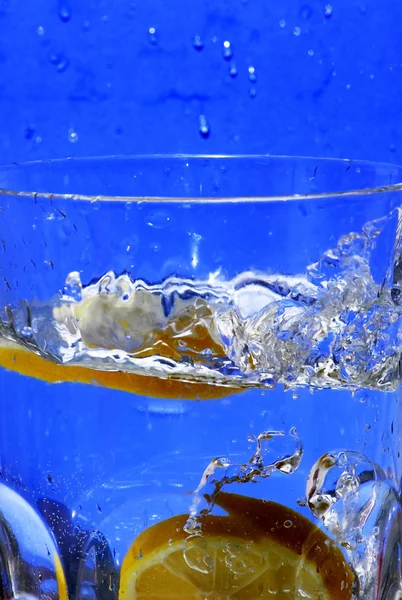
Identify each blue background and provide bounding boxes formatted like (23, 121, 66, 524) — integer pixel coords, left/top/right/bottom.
(0, 0, 401, 165)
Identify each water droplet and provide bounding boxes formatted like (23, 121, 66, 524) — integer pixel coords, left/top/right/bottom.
(199, 115, 210, 138)
(44, 260, 54, 270)
(223, 40, 233, 60)
(56, 56, 70, 73)
(25, 125, 35, 140)
(297, 497, 307, 507)
(63, 271, 83, 302)
(228, 63, 237, 78)
(58, 3, 71, 22)
(148, 27, 158, 45)
(36, 25, 45, 36)
(20, 326, 33, 339)
(127, 2, 136, 18)
(82, 20, 90, 31)
(346, 83, 351, 89)
(279, 19, 286, 28)
(68, 129, 78, 143)
(284, 520, 293, 528)
(294, 26, 301, 36)
(370, 73, 375, 79)
(211, 35, 218, 43)
(248, 65, 257, 82)
(192, 35, 204, 51)
(249, 88, 257, 99)
(324, 4, 333, 18)
(389, 144, 396, 153)
(308, 49, 314, 56)
(300, 4, 313, 20)
(101, 15, 109, 23)
(183, 536, 213, 574)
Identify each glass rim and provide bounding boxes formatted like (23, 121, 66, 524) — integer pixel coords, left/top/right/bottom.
(0, 153, 401, 203)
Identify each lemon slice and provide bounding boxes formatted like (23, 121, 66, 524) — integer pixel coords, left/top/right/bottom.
(0, 340, 238, 400)
(119, 492, 354, 600)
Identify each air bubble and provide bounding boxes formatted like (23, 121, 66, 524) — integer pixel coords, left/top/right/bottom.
(36, 25, 45, 36)
(324, 4, 333, 18)
(284, 520, 293, 528)
(249, 88, 257, 99)
(279, 19, 286, 27)
(294, 26, 301, 36)
(20, 326, 33, 339)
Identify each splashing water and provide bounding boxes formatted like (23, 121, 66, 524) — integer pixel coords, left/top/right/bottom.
(182, 429, 303, 571)
(306, 450, 402, 597)
(1, 212, 402, 394)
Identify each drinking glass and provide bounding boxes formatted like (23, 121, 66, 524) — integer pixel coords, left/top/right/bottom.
(0, 155, 401, 600)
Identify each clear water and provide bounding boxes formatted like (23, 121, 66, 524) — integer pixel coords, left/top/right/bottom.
(0, 210, 402, 599)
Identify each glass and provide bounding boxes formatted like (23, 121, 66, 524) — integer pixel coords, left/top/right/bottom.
(0, 155, 401, 600)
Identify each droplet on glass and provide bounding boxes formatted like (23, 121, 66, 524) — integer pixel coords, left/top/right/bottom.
(20, 326, 33, 339)
(248, 65, 257, 82)
(58, 3, 71, 22)
(199, 115, 210, 138)
(324, 4, 333, 18)
(148, 27, 158, 45)
(223, 40, 233, 60)
(56, 56, 70, 73)
(229, 63, 237, 78)
(25, 125, 35, 140)
(300, 4, 313, 20)
(68, 129, 78, 143)
(192, 35, 204, 51)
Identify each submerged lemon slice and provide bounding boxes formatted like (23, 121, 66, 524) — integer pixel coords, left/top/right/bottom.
(0, 340, 238, 400)
(119, 492, 354, 600)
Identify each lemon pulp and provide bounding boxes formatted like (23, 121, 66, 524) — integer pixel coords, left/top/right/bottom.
(119, 492, 354, 600)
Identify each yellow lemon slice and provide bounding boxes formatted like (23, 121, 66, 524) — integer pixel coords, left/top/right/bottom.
(119, 492, 355, 600)
(0, 340, 238, 400)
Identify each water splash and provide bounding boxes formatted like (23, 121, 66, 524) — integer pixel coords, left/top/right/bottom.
(306, 450, 402, 596)
(184, 428, 302, 539)
(2, 211, 402, 393)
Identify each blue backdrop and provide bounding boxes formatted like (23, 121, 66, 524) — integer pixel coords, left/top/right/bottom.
(0, 0, 401, 165)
